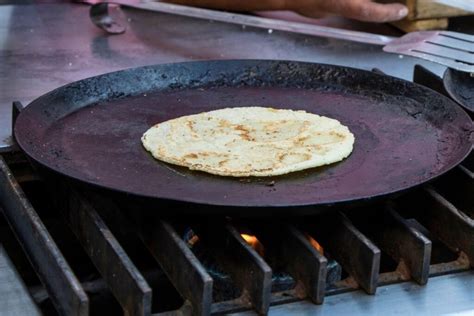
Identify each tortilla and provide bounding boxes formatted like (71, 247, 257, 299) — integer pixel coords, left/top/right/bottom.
(141, 107, 354, 177)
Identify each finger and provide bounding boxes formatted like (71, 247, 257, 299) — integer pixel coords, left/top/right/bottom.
(340, 0, 408, 22)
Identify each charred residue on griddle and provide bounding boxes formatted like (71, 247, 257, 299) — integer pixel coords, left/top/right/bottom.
(238, 177, 277, 187)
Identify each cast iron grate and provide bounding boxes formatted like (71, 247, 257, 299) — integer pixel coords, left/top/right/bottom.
(0, 149, 472, 316)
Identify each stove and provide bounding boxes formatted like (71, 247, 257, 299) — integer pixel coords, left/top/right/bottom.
(0, 3, 473, 316)
(0, 65, 473, 315)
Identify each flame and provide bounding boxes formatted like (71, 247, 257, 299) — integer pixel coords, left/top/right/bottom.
(188, 234, 200, 247)
(306, 234, 324, 254)
(241, 234, 258, 244)
(241, 234, 264, 256)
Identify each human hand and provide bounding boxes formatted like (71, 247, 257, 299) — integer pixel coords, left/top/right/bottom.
(293, 0, 408, 22)
(292, 0, 409, 22)
(164, 0, 409, 23)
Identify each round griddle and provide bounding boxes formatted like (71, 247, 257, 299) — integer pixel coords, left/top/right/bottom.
(14, 60, 473, 210)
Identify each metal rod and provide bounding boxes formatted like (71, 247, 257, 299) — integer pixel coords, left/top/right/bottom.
(0, 158, 89, 316)
(139, 219, 213, 316)
(253, 224, 327, 304)
(64, 189, 152, 316)
(224, 225, 272, 314)
(192, 222, 272, 315)
(284, 226, 327, 303)
(308, 212, 381, 294)
(422, 187, 474, 266)
(377, 205, 432, 285)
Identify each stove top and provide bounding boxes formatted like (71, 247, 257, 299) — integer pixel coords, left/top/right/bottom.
(0, 2, 473, 315)
(0, 66, 472, 315)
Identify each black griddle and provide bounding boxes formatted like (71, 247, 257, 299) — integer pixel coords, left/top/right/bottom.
(14, 60, 473, 213)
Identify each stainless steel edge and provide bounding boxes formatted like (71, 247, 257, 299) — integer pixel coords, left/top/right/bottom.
(233, 271, 474, 316)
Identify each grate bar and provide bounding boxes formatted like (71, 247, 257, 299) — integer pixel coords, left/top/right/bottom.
(422, 188, 474, 266)
(0, 158, 89, 316)
(223, 225, 272, 314)
(255, 224, 327, 304)
(63, 190, 152, 316)
(376, 205, 432, 285)
(282, 226, 327, 304)
(309, 212, 381, 294)
(194, 223, 272, 315)
(139, 219, 213, 316)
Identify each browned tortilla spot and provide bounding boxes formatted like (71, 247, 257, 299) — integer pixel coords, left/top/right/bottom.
(219, 119, 230, 128)
(218, 159, 229, 167)
(278, 152, 312, 162)
(186, 120, 194, 130)
(184, 153, 198, 159)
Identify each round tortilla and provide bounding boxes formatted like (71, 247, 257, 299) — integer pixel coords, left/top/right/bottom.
(141, 107, 355, 177)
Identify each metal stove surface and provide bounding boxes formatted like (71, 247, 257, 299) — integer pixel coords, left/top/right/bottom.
(238, 272, 474, 316)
